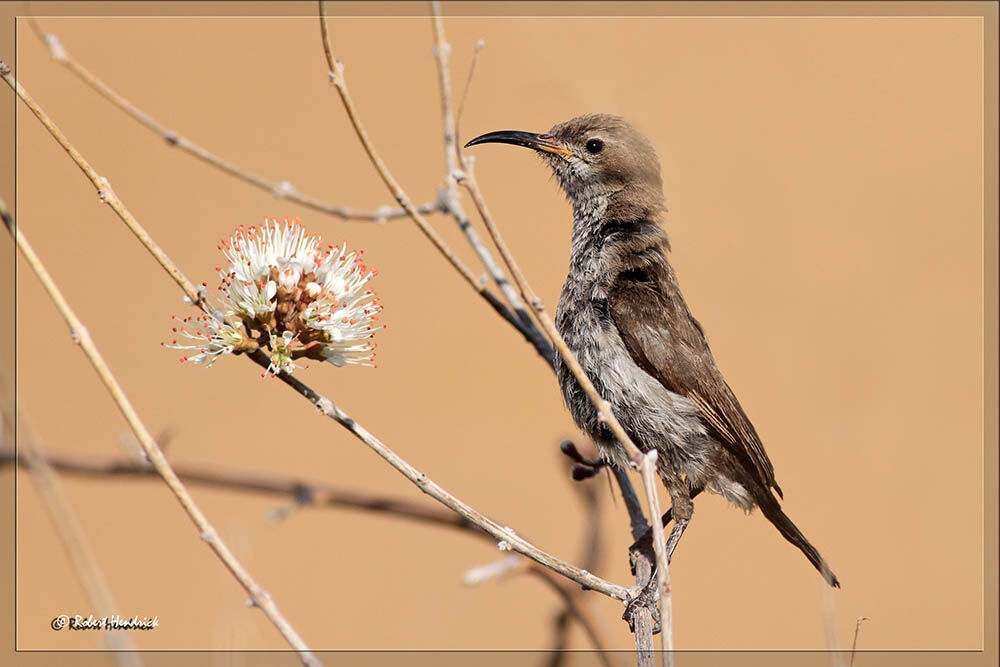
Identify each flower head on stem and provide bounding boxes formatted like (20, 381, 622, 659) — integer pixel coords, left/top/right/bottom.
(164, 217, 382, 376)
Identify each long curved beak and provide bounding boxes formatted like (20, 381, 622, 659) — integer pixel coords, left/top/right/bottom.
(465, 130, 573, 157)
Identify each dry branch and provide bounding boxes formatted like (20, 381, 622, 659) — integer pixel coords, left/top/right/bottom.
(27, 26, 433, 223)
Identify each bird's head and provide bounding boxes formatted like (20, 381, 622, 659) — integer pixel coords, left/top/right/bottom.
(466, 114, 663, 205)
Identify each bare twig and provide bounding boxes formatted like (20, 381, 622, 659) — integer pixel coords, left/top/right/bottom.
(0, 195, 320, 666)
(850, 616, 871, 667)
(0, 446, 470, 530)
(255, 349, 629, 600)
(456, 166, 674, 654)
(27, 26, 433, 222)
(454, 39, 485, 149)
(1, 379, 140, 664)
(1, 63, 203, 306)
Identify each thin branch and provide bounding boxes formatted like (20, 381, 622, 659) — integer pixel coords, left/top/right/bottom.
(0, 446, 471, 531)
(850, 616, 871, 667)
(27, 26, 432, 222)
(456, 165, 674, 651)
(454, 39, 484, 150)
(2, 58, 629, 603)
(2, 381, 140, 664)
(253, 348, 629, 601)
(0, 194, 320, 666)
(0, 63, 203, 306)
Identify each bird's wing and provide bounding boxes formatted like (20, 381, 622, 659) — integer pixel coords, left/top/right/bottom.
(608, 266, 780, 496)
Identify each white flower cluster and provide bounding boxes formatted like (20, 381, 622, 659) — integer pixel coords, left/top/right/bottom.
(165, 217, 382, 376)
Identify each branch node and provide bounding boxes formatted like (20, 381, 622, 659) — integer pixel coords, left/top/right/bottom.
(272, 180, 295, 199)
(163, 131, 179, 146)
(314, 397, 335, 417)
(44, 34, 69, 63)
(95, 176, 115, 204)
(374, 205, 395, 225)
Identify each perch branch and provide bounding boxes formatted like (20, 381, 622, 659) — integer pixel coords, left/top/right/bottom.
(27, 25, 432, 222)
(0, 194, 320, 666)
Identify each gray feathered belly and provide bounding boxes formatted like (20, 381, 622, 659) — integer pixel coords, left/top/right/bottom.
(554, 296, 753, 508)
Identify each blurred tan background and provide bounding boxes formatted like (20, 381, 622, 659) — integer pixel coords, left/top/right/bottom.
(0, 3, 989, 657)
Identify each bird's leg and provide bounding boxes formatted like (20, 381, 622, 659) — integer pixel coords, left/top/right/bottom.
(628, 484, 702, 574)
(662, 470, 694, 564)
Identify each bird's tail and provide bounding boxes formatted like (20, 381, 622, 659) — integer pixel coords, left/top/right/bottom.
(756, 493, 840, 588)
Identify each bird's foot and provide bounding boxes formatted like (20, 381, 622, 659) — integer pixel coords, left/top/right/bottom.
(623, 575, 661, 635)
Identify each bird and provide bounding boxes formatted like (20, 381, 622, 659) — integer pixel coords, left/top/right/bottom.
(466, 114, 839, 588)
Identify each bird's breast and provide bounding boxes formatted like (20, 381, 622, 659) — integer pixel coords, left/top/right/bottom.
(554, 269, 714, 475)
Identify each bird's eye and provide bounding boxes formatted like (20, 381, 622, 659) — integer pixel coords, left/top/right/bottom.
(585, 138, 604, 154)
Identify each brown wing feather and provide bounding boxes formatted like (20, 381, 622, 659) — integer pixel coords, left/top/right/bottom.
(608, 262, 781, 496)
